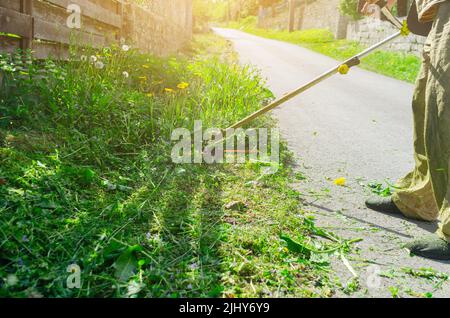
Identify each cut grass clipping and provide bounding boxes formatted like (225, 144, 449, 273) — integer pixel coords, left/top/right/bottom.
(0, 34, 355, 297)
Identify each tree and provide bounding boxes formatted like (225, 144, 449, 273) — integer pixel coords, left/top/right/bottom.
(339, 0, 363, 20)
(259, 0, 283, 8)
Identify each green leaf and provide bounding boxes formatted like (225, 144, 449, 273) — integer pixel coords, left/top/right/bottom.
(81, 168, 96, 184)
(113, 247, 141, 282)
(36, 199, 60, 209)
(280, 235, 312, 258)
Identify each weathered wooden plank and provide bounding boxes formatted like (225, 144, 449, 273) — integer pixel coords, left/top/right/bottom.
(42, 0, 122, 28)
(0, 35, 20, 53)
(0, 0, 20, 11)
(33, 41, 69, 59)
(90, 0, 119, 12)
(1, 0, 192, 58)
(34, 18, 106, 47)
(20, 0, 33, 50)
(0, 7, 33, 38)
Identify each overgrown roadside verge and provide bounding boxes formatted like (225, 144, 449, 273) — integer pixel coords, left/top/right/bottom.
(0, 34, 355, 298)
(225, 16, 421, 83)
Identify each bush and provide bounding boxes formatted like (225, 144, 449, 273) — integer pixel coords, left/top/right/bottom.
(339, 0, 363, 20)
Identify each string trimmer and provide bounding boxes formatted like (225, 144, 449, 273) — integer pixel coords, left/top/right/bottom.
(223, 6, 410, 131)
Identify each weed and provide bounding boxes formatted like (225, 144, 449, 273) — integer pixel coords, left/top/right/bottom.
(367, 181, 393, 197)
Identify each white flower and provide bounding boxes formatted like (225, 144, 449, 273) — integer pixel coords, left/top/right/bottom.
(80, 55, 87, 62)
(122, 71, 129, 78)
(95, 61, 104, 69)
(122, 45, 130, 52)
(89, 55, 97, 63)
(6, 274, 19, 286)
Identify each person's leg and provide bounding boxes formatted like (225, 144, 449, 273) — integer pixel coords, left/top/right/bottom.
(405, 1, 450, 260)
(389, 34, 440, 222)
(426, 0, 450, 241)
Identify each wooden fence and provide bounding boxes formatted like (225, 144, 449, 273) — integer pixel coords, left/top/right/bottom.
(0, 0, 192, 59)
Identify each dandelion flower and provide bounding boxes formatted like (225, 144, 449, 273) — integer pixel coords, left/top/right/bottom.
(89, 55, 97, 63)
(177, 82, 189, 89)
(95, 61, 104, 69)
(6, 274, 18, 287)
(164, 88, 175, 93)
(122, 44, 130, 52)
(334, 177, 346, 186)
(146, 92, 154, 97)
(122, 71, 129, 78)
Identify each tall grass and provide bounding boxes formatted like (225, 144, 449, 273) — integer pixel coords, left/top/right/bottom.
(0, 35, 348, 298)
(0, 37, 279, 297)
(0, 43, 273, 167)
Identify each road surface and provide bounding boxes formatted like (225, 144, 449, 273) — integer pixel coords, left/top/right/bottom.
(214, 27, 450, 298)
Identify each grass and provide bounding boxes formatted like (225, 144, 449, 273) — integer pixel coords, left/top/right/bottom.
(226, 16, 421, 83)
(0, 33, 354, 298)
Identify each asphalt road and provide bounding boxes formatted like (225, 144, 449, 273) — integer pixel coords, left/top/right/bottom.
(214, 27, 450, 298)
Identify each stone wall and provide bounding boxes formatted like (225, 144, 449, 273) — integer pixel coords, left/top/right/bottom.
(299, 0, 349, 39)
(346, 17, 426, 56)
(258, 0, 349, 39)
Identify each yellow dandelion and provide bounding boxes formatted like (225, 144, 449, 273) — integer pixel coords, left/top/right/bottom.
(146, 92, 154, 97)
(334, 177, 346, 186)
(164, 88, 175, 93)
(177, 82, 189, 89)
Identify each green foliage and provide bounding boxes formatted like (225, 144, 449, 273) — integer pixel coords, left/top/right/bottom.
(239, 0, 261, 16)
(367, 181, 393, 197)
(0, 35, 338, 298)
(226, 20, 421, 83)
(114, 245, 143, 282)
(339, 0, 362, 20)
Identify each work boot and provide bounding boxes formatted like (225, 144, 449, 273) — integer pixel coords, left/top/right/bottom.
(405, 235, 450, 260)
(365, 196, 403, 215)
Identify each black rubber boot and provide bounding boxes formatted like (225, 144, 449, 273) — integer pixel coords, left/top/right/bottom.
(365, 196, 403, 215)
(404, 235, 450, 260)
